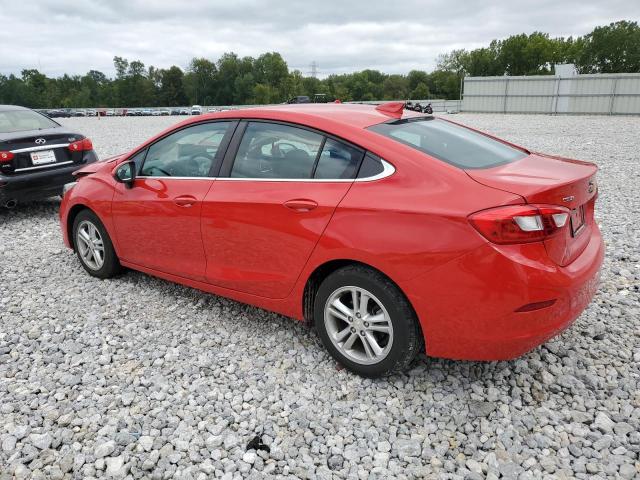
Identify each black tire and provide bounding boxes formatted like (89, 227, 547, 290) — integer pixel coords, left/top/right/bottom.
(314, 265, 423, 377)
(72, 209, 121, 279)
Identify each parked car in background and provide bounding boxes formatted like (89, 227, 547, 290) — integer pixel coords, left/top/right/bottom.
(74, 110, 87, 117)
(0, 105, 97, 208)
(106, 110, 115, 116)
(191, 105, 202, 115)
(86, 109, 97, 117)
(151, 110, 161, 116)
(47, 109, 72, 118)
(287, 96, 311, 104)
(207, 108, 219, 113)
(171, 109, 181, 116)
(58, 103, 603, 377)
(179, 108, 190, 115)
(142, 109, 152, 116)
(160, 109, 171, 116)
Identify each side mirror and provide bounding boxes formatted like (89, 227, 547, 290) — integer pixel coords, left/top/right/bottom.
(114, 161, 136, 188)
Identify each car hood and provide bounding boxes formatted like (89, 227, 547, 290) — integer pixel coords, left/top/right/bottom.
(73, 153, 123, 176)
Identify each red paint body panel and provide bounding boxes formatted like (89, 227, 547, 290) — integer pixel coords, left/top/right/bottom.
(59, 104, 604, 362)
(201, 180, 352, 298)
(111, 178, 213, 281)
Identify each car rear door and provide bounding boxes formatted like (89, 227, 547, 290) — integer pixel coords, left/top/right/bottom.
(201, 121, 364, 299)
(111, 121, 236, 281)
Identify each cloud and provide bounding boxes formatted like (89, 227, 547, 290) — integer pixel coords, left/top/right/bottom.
(1, 0, 638, 77)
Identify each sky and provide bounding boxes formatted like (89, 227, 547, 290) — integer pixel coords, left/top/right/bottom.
(1, 0, 638, 78)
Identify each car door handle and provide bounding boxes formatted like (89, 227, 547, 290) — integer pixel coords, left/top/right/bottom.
(283, 199, 318, 212)
(174, 195, 197, 207)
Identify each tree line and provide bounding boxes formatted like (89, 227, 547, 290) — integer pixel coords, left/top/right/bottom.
(0, 20, 637, 109)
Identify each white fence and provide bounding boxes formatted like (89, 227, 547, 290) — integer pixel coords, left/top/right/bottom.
(462, 73, 640, 115)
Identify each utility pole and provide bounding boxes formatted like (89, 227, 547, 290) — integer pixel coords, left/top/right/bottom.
(309, 61, 318, 79)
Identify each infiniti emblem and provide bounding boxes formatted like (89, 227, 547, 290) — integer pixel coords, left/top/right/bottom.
(563, 195, 575, 202)
(35, 138, 46, 145)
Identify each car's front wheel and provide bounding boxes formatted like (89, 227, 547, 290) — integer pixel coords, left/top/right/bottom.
(314, 265, 423, 377)
(72, 209, 121, 279)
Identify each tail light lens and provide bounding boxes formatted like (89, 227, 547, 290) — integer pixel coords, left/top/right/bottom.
(469, 204, 571, 244)
(68, 138, 93, 152)
(0, 151, 14, 163)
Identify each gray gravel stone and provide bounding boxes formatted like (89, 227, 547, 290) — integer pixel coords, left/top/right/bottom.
(95, 440, 116, 458)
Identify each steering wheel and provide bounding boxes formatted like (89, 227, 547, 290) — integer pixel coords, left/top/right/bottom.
(272, 142, 299, 158)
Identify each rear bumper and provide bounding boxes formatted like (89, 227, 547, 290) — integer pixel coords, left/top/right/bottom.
(0, 153, 96, 205)
(403, 225, 605, 360)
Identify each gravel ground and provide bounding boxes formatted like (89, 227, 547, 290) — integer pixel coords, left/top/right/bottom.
(1, 114, 639, 480)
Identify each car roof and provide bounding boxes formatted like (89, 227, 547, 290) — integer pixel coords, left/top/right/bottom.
(0, 105, 31, 112)
(204, 103, 420, 130)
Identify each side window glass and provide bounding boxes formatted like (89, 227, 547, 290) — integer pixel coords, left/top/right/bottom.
(129, 149, 147, 173)
(314, 139, 363, 179)
(231, 122, 323, 179)
(140, 122, 231, 177)
(357, 153, 385, 178)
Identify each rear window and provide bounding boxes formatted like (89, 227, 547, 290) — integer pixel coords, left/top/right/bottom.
(0, 109, 59, 133)
(368, 117, 527, 169)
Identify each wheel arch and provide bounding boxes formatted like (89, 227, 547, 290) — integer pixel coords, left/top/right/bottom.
(66, 204, 92, 251)
(302, 259, 423, 336)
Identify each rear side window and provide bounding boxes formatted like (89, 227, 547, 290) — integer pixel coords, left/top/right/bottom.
(0, 109, 59, 133)
(231, 122, 323, 179)
(314, 139, 363, 179)
(368, 118, 527, 169)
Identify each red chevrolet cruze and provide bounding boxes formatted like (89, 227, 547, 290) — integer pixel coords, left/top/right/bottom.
(59, 103, 604, 377)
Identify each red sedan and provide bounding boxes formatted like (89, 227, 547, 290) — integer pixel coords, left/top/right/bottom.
(59, 103, 604, 377)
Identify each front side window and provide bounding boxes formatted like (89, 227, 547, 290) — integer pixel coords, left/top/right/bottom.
(231, 122, 323, 179)
(0, 109, 59, 133)
(140, 122, 231, 177)
(368, 118, 527, 169)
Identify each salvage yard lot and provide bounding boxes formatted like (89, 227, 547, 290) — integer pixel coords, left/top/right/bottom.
(1, 114, 638, 479)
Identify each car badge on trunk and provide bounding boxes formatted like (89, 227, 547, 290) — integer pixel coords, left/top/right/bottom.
(563, 195, 575, 202)
(35, 138, 46, 144)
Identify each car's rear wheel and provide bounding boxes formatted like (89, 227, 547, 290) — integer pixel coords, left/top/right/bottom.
(72, 210, 121, 279)
(314, 265, 423, 377)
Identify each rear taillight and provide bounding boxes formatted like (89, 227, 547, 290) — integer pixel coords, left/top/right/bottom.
(469, 204, 570, 244)
(68, 138, 93, 152)
(0, 151, 14, 163)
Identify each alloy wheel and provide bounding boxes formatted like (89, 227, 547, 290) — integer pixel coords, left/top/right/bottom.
(324, 286, 394, 365)
(76, 220, 105, 271)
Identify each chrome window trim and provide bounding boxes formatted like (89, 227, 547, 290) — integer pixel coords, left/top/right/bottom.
(133, 160, 395, 183)
(135, 176, 216, 180)
(11, 143, 70, 154)
(14, 160, 74, 172)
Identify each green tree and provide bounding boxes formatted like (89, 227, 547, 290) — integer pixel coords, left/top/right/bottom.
(160, 66, 188, 106)
(411, 82, 430, 100)
(578, 20, 640, 73)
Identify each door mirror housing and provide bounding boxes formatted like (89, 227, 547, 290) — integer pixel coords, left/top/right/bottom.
(114, 161, 136, 188)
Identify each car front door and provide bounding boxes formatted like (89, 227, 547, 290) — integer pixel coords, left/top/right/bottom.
(201, 121, 364, 298)
(111, 121, 235, 281)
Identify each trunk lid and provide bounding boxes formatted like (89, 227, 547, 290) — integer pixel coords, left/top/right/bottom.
(466, 153, 598, 266)
(0, 128, 84, 176)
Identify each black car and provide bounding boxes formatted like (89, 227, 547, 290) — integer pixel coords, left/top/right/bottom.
(287, 96, 311, 104)
(47, 109, 72, 118)
(0, 105, 98, 208)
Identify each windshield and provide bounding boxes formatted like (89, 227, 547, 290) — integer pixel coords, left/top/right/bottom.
(368, 117, 527, 169)
(0, 109, 59, 134)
